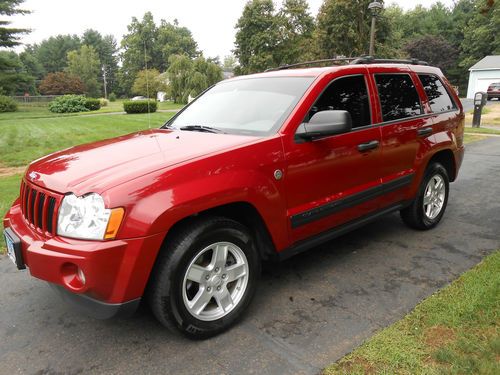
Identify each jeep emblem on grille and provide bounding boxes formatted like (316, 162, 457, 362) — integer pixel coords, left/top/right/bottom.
(28, 171, 39, 181)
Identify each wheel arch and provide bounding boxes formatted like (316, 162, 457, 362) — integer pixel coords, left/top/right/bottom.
(159, 201, 278, 263)
(427, 148, 456, 182)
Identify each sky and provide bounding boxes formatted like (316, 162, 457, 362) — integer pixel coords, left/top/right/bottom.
(8, 0, 456, 58)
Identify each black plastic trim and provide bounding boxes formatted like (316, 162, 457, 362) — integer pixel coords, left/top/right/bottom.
(290, 174, 414, 228)
(279, 202, 409, 261)
(50, 284, 140, 319)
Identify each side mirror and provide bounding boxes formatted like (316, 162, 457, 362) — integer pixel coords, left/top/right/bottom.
(296, 110, 352, 140)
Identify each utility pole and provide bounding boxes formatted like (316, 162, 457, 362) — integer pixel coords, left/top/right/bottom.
(102, 66, 108, 99)
(368, 1, 383, 56)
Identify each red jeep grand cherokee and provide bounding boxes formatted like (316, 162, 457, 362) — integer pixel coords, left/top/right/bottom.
(4, 58, 464, 338)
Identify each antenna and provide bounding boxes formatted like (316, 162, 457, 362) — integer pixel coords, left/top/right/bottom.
(144, 41, 151, 130)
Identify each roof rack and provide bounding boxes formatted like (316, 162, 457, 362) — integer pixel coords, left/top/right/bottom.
(265, 57, 357, 72)
(265, 56, 429, 72)
(349, 56, 429, 66)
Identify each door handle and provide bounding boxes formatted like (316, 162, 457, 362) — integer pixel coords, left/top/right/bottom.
(357, 140, 379, 152)
(417, 127, 433, 137)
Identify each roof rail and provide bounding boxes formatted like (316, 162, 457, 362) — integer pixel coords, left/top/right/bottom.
(350, 56, 429, 66)
(264, 56, 430, 72)
(265, 57, 356, 72)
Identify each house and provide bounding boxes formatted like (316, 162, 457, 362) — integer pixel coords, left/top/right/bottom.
(467, 55, 500, 98)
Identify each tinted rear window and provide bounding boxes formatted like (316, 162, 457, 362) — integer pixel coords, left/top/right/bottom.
(419, 74, 456, 113)
(375, 74, 422, 122)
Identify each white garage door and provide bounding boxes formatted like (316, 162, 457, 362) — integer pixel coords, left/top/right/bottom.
(476, 78, 500, 92)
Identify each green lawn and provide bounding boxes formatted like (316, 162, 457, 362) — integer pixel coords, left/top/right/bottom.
(0, 100, 183, 121)
(464, 127, 500, 135)
(0, 111, 175, 167)
(324, 250, 500, 375)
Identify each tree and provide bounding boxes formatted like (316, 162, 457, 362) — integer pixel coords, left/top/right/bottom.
(460, 0, 499, 69)
(31, 35, 81, 73)
(0, 51, 34, 95)
(276, 0, 315, 64)
(66, 45, 101, 97)
(314, 0, 390, 58)
(0, 0, 30, 48)
(404, 35, 458, 74)
(131, 68, 167, 98)
(190, 57, 223, 96)
(119, 12, 199, 95)
(157, 19, 199, 62)
(222, 55, 238, 72)
(234, 0, 280, 74)
(166, 54, 193, 103)
(82, 29, 119, 96)
(38, 72, 85, 95)
(166, 55, 223, 103)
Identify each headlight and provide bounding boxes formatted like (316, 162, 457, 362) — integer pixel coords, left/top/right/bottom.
(57, 193, 124, 240)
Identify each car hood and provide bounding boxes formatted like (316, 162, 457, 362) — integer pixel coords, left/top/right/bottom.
(26, 129, 256, 195)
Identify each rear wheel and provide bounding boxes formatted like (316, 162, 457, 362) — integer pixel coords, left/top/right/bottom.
(148, 217, 260, 339)
(400, 163, 449, 230)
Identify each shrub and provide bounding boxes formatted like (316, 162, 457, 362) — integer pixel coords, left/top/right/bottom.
(84, 98, 101, 111)
(108, 93, 117, 102)
(0, 95, 18, 112)
(99, 98, 108, 107)
(48, 95, 88, 113)
(123, 100, 157, 114)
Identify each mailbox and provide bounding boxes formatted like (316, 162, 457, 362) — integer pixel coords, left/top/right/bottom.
(472, 92, 487, 128)
(474, 92, 487, 106)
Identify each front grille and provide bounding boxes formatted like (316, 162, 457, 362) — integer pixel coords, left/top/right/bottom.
(20, 180, 61, 236)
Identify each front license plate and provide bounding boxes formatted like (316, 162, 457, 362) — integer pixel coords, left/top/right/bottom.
(3, 228, 25, 269)
(4, 231, 16, 265)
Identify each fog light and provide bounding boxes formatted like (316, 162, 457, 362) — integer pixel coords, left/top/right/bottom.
(61, 263, 86, 291)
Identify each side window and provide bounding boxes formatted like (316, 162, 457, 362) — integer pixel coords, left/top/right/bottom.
(418, 74, 456, 113)
(375, 74, 422, 122)
(306, 75, 371, 129)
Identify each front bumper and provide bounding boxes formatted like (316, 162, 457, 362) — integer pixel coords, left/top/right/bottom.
(4, 200, 166, 318)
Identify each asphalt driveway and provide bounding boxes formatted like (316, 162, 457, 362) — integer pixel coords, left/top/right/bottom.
(1, 138, 499, 375)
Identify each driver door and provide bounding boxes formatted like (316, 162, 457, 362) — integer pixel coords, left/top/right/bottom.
(283, 72, 383, 243)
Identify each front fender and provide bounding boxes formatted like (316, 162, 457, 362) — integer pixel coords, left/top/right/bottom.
(103, 136, 288, 249)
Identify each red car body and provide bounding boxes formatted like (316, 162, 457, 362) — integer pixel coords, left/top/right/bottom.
(4, 63, 465, 316)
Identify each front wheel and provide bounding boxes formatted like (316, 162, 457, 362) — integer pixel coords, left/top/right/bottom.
(148, 217, 260, 339)
(400, 163, 449, 230)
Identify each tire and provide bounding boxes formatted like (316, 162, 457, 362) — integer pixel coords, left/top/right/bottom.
(148, 216, 260, 339)
(400, 163, 449, 230)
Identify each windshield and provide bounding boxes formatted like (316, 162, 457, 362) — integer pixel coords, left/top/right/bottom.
(165, 76, 315, 136)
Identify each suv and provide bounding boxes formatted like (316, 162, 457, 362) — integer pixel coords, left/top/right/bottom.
(487, 82, 500, 100)
(3, 58, 464, 338)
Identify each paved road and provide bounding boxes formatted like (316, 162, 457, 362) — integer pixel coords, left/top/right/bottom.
(460, 97, 497, 113)
(1, 138, 499, 375)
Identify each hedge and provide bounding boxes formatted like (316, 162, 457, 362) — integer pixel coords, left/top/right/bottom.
(123, 100, 157, 114)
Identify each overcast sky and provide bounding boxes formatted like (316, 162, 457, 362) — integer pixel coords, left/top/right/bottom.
(9, 0, 455, 58)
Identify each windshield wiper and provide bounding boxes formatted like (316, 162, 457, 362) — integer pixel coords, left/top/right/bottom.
(179, 125, 225, 134)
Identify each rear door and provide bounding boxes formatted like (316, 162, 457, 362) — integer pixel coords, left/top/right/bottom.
(283, 71, 383, 243)
(369, 68, 431, 207)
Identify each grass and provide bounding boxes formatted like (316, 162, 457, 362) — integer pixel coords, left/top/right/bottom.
(0, 100, 183, 121)
(323, 250, 500, 375)
(464, 127, 500, 135)
(463, 134, 487, 144)
(0, 111, 175, 167)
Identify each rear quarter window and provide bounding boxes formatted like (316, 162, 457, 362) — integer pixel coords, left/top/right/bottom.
(418, 74, 456, 113)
